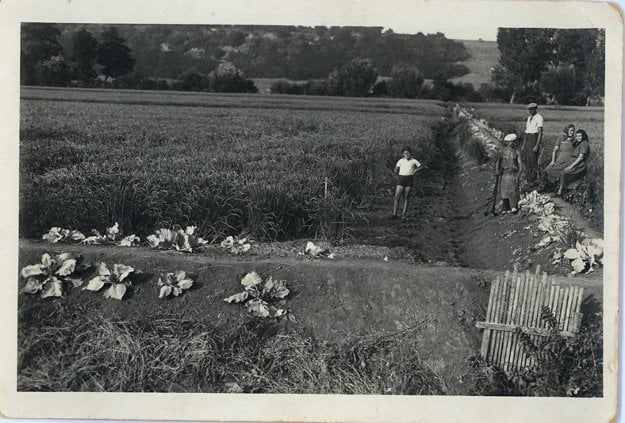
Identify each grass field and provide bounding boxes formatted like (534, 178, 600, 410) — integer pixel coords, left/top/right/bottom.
(20, 87, 452, 242)
(466, 102, 604, 230)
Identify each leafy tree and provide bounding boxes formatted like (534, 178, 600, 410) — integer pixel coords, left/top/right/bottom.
(96, 27, 135, 81)
(494, 28, 555, 103)
(21, 23, 64, 85)
(270, 79, 292, 94)
(548, 29, 605, 104)
(303, 79, 329, 96)
(493, 28, 604, 105)
(463, 84, 484, 102)
(328, 58, 377, 97)
(388, 65, 423, 98)
(227, 29, 248, 46)
(540, 64, 585, 105)
(369, 79, 389, 97)
(70, 29, 98, 83)
(554, 29, 605, 102)
(33, 55, 70, 86)
(173, 71, 210, 91)
(431, 73, 453, 101)
(210, 62, 257, 93)
(582, 30, 605, 99)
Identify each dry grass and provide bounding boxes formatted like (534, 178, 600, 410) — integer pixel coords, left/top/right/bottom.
(18, 297, 600, 396)
(18, 301, 446, 394)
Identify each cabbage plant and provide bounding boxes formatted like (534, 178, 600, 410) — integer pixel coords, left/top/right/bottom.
(42, 227, 86, 243)
(20, 252, 87, 298)
(220, 236, 251, 254)
(563, 239, 604, 274)
(83, 262, 135, 300)
(224, 271, 289, 318)
(158, 271, 193, 298)
(147, 225, 207, 252)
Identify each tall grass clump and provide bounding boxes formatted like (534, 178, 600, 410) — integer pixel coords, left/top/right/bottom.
(20, 94, 450, 242)
(18, 303, 446, 394)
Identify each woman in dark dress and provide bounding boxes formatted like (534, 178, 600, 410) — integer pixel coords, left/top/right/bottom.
(496, 133, 523, 213)
(539, 126, 590, 196)
(556, 129, 590, 196)
(542, 124, 576, 186)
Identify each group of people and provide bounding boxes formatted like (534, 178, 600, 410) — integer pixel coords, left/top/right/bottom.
(390, 102, 590, 219)
(496, 103, 590, 214)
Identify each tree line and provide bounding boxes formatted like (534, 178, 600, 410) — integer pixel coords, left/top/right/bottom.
(21, 23, 258, 93)
(21, 24, 605, 105)
(270, 59, 484, 102)
(21, 23, 473, 96)
(225, 26, 470, 80)
(50, 24, 469, 81)
(22, 24, 135, 86)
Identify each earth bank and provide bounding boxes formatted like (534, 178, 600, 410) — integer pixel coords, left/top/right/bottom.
(18, 233, 601, 394)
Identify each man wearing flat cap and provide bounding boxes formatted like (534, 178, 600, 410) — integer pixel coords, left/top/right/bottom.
(496, 133, 523, 213)
(521, 102, 544, 186)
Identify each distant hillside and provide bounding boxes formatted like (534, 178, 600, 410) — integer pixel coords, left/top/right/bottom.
(450, 39, 500, 87)
(53, 24, 471, 81)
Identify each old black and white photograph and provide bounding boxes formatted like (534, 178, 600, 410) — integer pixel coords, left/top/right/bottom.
(0, 0, 621, 422)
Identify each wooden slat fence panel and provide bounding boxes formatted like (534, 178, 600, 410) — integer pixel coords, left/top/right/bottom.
(476, 267, 585, 372)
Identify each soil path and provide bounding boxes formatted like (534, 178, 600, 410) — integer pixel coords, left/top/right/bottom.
(349, 127, 604, 279)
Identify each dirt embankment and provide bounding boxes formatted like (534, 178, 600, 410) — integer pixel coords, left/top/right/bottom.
(19, 239, 494, 394)
(347, 122, 602, 278)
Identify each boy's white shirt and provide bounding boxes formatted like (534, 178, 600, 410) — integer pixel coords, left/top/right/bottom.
(396, 158, 422, 176)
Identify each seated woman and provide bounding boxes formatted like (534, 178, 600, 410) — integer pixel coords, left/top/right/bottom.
(557, 129, 590, 197)
(539, 124, 575, 191)
(539, 126, 590, 197)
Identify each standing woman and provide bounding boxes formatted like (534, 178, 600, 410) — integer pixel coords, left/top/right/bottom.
(557, 129, 590, 197)
(496, 133, 523, 213)
(521, 102, 544, 186)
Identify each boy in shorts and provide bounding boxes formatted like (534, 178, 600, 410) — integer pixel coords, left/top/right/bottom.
(392, 147, 423, 220)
